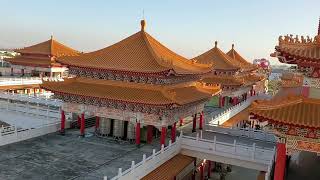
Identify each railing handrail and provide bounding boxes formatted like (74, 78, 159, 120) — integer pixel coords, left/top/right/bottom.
(207, 94, 272, 126)
(0, 92, 62, 107)
(204, 125, 277, 142)
(109, 132, 275, 180)
(181, 135, 274, 164)
(181, 134, 274, 151)
(109, 137, 181, 180)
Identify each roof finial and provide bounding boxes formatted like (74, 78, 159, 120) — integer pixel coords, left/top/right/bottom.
(232, 44, 234, 49)
(141, 19, 146, 31)
(214, 41, 218, 48)
(51, 35, 54, 40)
(318, 17, 320, 35)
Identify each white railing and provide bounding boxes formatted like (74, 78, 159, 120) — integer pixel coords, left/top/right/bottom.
(0, 92, 62, 106)
(0, 98, 64, 121)
(107, 138, 181, 180)
(205, 125, 276, 142)
(181, 133, 275, 167)
(0, 76, 63, 86)
(0, 77, 42, 86)
(207, 95, 271, 126)
(0, 122, 60, 146)
(109, 132, 276, 180)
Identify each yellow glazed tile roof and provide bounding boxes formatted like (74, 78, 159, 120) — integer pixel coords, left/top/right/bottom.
(141, 154, 194, 180)
(202, 74, 265, 86)
(41, 77, 220, 106)
(58, 20, 211, 75)
(192, 41, 240, 71)
(16, 37, 80, 57)
(226, 44, 258, 71)
(250, 96, 320, 128)
(5, 56, 56, 67)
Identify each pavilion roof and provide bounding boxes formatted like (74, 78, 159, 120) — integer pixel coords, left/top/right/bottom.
(192, 41, 240, 71)
(226, 44, 258, 71)
(250, 95, 320, 129)
(141, 154, 194, 180)
(16, 36, 80, 57)
(4, 56, 59, 68)
(57, 20, 211, 75)
(40, 77, 220, 107)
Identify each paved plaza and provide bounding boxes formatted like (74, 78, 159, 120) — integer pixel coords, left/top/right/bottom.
(0, 127, 160, 180)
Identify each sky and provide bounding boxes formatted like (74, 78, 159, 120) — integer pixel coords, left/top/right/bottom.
(1, 0, 319, 65)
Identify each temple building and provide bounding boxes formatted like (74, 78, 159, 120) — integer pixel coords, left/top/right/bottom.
(250, 19, 320, 180)
(193, 42, 266, 107)
(40, 20, 221, 146)
(4, 36, 80, 78)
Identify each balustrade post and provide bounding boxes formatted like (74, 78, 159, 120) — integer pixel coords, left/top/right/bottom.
(130, 161, 135, 174)
(142, 154, 146, 163)
(200, 130, 203, 139)
(252, 143, 256, 160)
(103, 176, 107, 180)
(169, 139, 172, 147)
(118, 168, 122, 176)
(196, 133, 199, 141)
(152, 149, 156, 158)
(233, 139, 236, 153)
(161, 144, 164, 153)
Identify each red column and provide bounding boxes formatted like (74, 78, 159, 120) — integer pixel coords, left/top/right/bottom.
(232, 97, 236, 106)
(302, 86, 310, 97)
(222, 96, 226, 107)
(219, 96, 223, 107)
(199, 112, 203, 130)
(10, 68, 13, 76)
(171, 122, 176, 143)
(135, 122, 141, 147)
(192, 114, 197, 132)
(95, 116, 100, 131)
(179, 118, 183, 126)
(160, 126, 166, 146)
(80, 113, 85, 137)
(77, 116, 81, 128)
(147, 125, 153, 144)
(200, 163, 204, 180)
(207, 160, 212, 178)
(274, 143, 286, 180)
(60, 110, 65, 135)
(250, 89, 253, 96)
(253, 90, 256, 96)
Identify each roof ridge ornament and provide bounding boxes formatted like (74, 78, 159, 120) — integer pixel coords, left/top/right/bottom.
(214, 41, 218, 48)
(232, 43, 234, 49)
(141, 19, 146, 31)
(51, 35, 54, 40)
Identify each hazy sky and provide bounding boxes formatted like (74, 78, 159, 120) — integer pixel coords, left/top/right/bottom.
(1, 0, 319, 64)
